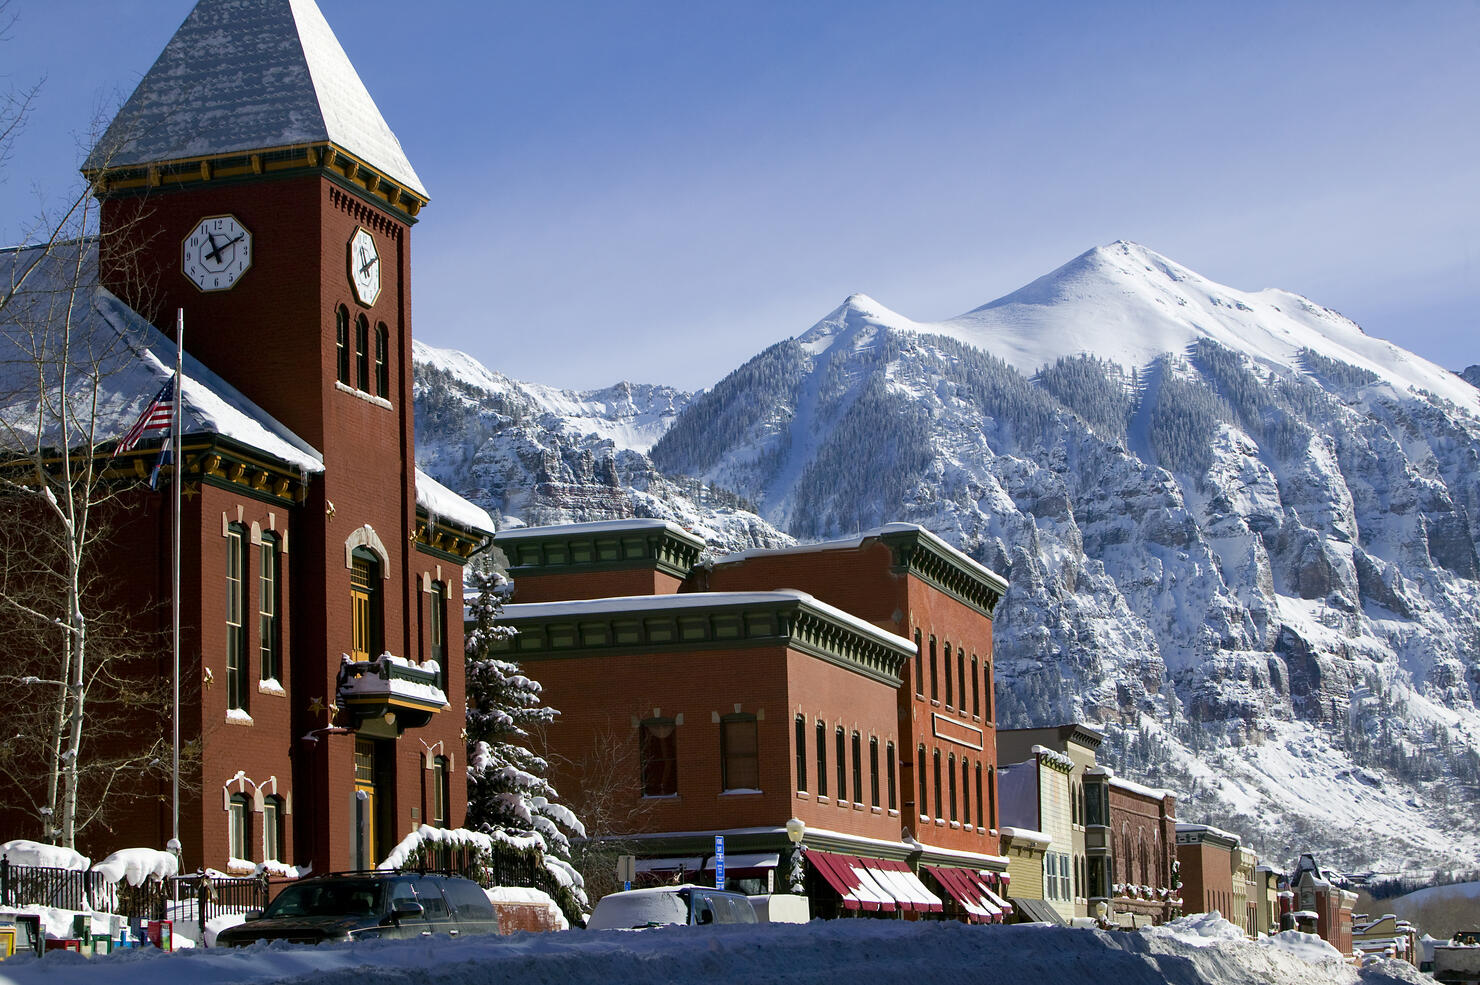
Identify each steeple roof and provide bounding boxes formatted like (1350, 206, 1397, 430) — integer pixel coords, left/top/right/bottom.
(85, 0, 426, 199)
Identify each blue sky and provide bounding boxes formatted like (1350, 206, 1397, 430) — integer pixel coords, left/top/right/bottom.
(3, 1, 1476, 391)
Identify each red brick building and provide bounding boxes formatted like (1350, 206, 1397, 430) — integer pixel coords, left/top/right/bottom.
(1288, 853, 1356, 955)
(0, 0, 490, 874)
(1084, 767, 1178, 927)
(491, 520, 1013, 919)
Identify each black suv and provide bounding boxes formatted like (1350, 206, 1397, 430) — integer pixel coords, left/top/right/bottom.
(215, 872, 500, 947)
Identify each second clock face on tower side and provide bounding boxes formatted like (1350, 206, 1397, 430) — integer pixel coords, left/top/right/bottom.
(182, 215, 252, 292)
(349, 227, 381, 306)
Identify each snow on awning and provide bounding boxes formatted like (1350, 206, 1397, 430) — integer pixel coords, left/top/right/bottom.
(635, 856, 703, 875)
(869, 859, 943, 913)
(704, 853, 779, 871)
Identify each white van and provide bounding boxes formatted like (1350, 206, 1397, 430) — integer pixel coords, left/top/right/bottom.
(586, 886, 757, 930)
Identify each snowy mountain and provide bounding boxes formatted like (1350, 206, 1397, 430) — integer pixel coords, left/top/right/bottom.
(648, 242, 1480, 873)
(411, 341, 792, 555)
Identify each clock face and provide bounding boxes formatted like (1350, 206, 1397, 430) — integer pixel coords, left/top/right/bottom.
(182, 215, 252, 292)
(349, 227, 381, 306)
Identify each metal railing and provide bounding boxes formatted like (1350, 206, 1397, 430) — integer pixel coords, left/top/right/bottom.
(0, 856, 112, 912)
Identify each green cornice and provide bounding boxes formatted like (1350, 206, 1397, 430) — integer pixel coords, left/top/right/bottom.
(878, 528, 1006, 618)
(491, 595, 908, 687)
(496, 523, 706, 581)
(86, 141, 425, 224)
(414, 509, 486, 563)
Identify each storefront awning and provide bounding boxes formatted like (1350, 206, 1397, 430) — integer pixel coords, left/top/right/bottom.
(808, 852, 903, 911)
(924, 866, 1001, 924)
(870, 859, 944, 912)
(980, 883, 1014, 917)
(1010, 897, 1066, 925)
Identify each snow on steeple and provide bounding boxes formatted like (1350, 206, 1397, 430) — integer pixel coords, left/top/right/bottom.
(85, 0, 426, 199)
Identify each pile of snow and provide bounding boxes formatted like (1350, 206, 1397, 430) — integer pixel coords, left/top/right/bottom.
(0, 919, 1425, 985)
(1144, 910, 1248, 947)
(1263, 930, 1345, 963)
(92, 849, 178, 887)
(0, 840, 91, 870)
(377, 824, 541, 872)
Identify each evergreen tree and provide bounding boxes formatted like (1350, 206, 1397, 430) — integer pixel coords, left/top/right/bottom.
(464, 570, 587, 898)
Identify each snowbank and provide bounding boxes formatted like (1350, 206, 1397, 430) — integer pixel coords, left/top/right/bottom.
(0, 917, 1428, 985)
(1145, 910, 1248, 947)
(0, 840, 90, 871)
(92, 849, 178, 887)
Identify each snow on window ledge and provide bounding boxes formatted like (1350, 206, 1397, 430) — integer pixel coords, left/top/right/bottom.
(225, 709, 254, 726)
(334, 380, 392, 409)
(720, 788, 763, 796)
(225, 857, 256, 876)
(640, 793, 679, 801)
(258, 678, 286, 696)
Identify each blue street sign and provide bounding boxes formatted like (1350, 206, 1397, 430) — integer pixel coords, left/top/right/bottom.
(715, 835, 725, 888)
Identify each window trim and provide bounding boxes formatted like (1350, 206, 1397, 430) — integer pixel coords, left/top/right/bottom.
(335, 306, 351, 385)
(263, 795, 284, 862)
(834, 727, 846, 804)
(355, 314, 370, 391)
(869, 736, 880, 809)
(885, 741, 897, 811)
(225, 523, 248, 713)
(432, 755, 450, 827)
(816, 720, 827, 799)
(258, 533, 280, 684)
(374, 322, 389, 397)
(929, 636, 938, 702)
(794, 714, 807, 793)
(228, 792, 250, 861)
(932, 749, 943, 821)
(720, 714, 759, 793)
(971, 655, 980, 716)
(944, 642, 953, 708)
(639, 718, 679, 797)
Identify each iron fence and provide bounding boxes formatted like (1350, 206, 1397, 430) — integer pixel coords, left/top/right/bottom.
(0, 856, 112, 912)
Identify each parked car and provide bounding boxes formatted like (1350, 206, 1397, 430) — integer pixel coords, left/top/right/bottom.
(215, 872, 499, 947)
(585, 886, 757, 930)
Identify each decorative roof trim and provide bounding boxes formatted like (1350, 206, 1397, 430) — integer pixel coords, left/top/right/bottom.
(495, 522, 706, 581)
(86, 141, 426, 221)
(490, 595, 908, 687)
(878, 527, 1005, 617)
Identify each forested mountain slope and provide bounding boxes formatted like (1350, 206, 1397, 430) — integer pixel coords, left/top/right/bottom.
(651, 243, 1480, 872)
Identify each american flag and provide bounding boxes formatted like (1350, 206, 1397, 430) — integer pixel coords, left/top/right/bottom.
(115, 375, 176, 454)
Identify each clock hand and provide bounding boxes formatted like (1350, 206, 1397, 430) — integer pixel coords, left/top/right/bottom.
(203, 230, 224, 264)
(359, 254, 379, 276)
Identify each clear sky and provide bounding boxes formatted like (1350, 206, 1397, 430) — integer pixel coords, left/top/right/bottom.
(3, 1, 1476, 391)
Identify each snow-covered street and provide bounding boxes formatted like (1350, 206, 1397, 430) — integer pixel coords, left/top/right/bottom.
(0, 918, 1428, 985)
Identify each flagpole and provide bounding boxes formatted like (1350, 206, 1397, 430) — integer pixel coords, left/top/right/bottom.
(171, 309, 183, 864)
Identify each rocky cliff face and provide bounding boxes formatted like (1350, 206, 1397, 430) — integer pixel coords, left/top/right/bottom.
(648, 245, 1480, 872)
(411, 341, 792, 556)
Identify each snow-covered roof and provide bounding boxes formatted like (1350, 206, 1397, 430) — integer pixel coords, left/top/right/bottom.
(500, 589, 915, 656)
(415, 468, 494, 536)
(494, 517, 705, 549)
(0, 242, 323, 473)
(713, 522, 1008, 592)
(85, 0, 426, 199)
(1176, 822, 1240, 846)
(1108, 775, 1176, 802)
(997, 826, 1052, 847)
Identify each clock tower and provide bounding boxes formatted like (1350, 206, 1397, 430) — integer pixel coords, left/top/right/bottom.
(81, 0, 473, 873)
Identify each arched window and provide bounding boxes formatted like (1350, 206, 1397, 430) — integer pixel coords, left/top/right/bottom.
(986, 765, 995, 829)
(432, 755, 450, 827)
(429, 580, 447, 689)
(956, 647, 966, 714)
(259, 533, 280, 683)
(917, 745, 927, 820)
(640, 719, 677, 796)
(913, 630, 923, 697)
(885, 741, 896, 811)
(228, 792, 251, 861)
(374, 322, 389, 397)
(929, 637, 938, 701)
(350, 547, 382, 661)
(975, 761, 984, 830)
(263, 794, 285, 861)
(721, 715, 759, 791)
(816, 721, 828, 798)
(983, 661, 994, 720)
(851, 731, 862, 804)
(355, 314, 370, 391)
(970, 656, 979, 716)
(834, 727, 846, 802)
(335, 306, 350, 384)
(795, 715, 807, 793)
(961, 757, 971, 827)
(944, 643, 953, 707)
(225, 523, 248, 712)
(868, 736, 880, 808)
(932, 749, 942, 820)
(1071, 782, 1080, 825)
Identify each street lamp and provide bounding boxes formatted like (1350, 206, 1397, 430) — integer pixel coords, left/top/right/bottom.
(785, 818, 806, 894)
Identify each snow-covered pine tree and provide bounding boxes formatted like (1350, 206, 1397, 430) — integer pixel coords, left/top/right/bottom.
(463, 568, 588, 915)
